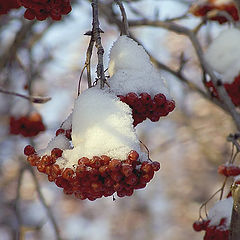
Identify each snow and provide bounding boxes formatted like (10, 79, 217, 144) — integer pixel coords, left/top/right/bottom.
(38, 87, 146, 169)
(38, 134, 71, 156)
(208, 197, 233, 228)
(205, 28, 240, 83)
(107, 69, 171, 98)
(107, 36, 171, 99)
(108, 35, 152, 77)
(60, 87, 145, 168)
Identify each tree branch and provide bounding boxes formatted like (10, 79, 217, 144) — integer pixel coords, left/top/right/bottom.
(114, 0, 130, 36)
(92, 0, 106, 89)
(128, 19, 240, 130)
(0, 87, 51, 104)
(28, 165, 61, 240)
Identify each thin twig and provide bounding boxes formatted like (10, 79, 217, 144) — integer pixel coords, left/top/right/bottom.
(27, 165, 61, 240)
(78, 65, 87, 95)
(92, 0, 106, 89)
(114, 0, 130, 36)
(0, 87, 51, 104)
(78, 32, 95, 95)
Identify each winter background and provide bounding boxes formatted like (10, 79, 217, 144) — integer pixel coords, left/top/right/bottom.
(0, 0, 236, 239)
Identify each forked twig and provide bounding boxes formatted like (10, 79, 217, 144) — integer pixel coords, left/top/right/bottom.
(0, 87, 51, 104)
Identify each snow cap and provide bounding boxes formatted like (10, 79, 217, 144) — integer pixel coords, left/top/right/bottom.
(208, 197, 233, 228)
(108, 35, 152, 77)
(205, 28, 240, 83)
(107, 36, 171, 99)
(62, 87, 145, 168)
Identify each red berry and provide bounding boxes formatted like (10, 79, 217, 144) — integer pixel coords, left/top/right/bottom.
(27, 154, 40, 166)
(152, 161, 160, 171)
(109, 159, 122, 171)
(154, 93, 166, 105)
(90, 156, 102, 168)
(56, 128, 65, 136)
(51, 148, 63, 158)
(128, 150, 139, 161)
(110, 172, 123, 182)
(218, 164, 228, 176)
(226, 165, 240, 176)
(193, 221, 204, 232)
(99, 165, 110, 177)
(62, 168, 74, 180)
(78, 157, 90, 166)
(121, 164, 133, 177)
(76, 164, 87, 178)
(166, 100, 175, 112)
(126, 92, 139, 106)
(140, 92, 152, 105)
(24, 145, 36, 156)
(125, 174, 138, 185)
(100, 155, 111, 165)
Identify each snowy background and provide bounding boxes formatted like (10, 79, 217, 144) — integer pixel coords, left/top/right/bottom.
(0, 0, 236, 239)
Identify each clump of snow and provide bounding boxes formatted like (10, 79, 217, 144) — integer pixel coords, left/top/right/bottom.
(57, 87, 146, 169)
(108, 69, 170, 99)
(107, 36, 171, 99)
(37, 87, 146, 169)
(108, 35, 152, 77)
(38, 135, 71, 156)
(205, 28, 240, 83)
(208, 197, 233, 227)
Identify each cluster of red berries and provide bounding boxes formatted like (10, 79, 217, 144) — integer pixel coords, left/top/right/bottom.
(218, 164, 240, 177)
(55, 127, 72, 140)
(24, 144, 160, 201)
(17, 0, 72, 21)
(193, 218, 229, 240)
(0, 0, 20, 15)
(10, 112, 45, 137)
(205, 75, 240, 107)
(117, 92, 175, 126)
(190, 0, 239, 24)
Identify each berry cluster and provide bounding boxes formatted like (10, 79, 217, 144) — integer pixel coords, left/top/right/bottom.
(218, 164, 240, 177)
(190, 1, 239, 24)
(17, 0, 71, 21)
(55, 127, 72, 140)
(118, 92, 175, 126)
(0, 0, 20, 15)
(193, 218, 229, 240)
(24, 144, 160, 201)
(205, 75, 240, 107)
(10, 112, 45, 137)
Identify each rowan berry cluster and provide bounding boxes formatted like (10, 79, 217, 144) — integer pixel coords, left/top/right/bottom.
(10, 112, 45, 137)
(190, 0, 239, 24)
(24, 143, 160, 201)
(218, 164, 240, 177)
(0, 0, 20, 15)
(193, 218, 229, 240)
(205, 75, 240, 107)
(118, 92, 175, 126)
(17, 0, 72, 21)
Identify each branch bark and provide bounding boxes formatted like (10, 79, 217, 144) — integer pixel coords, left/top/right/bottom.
(92, 0, 106, 89)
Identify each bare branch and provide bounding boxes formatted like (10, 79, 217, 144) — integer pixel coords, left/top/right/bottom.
(28, 166, 62, 240)
(92, 0, 106, 89)
(114, 0, 130, 36)
(0, 87, 51, 104)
